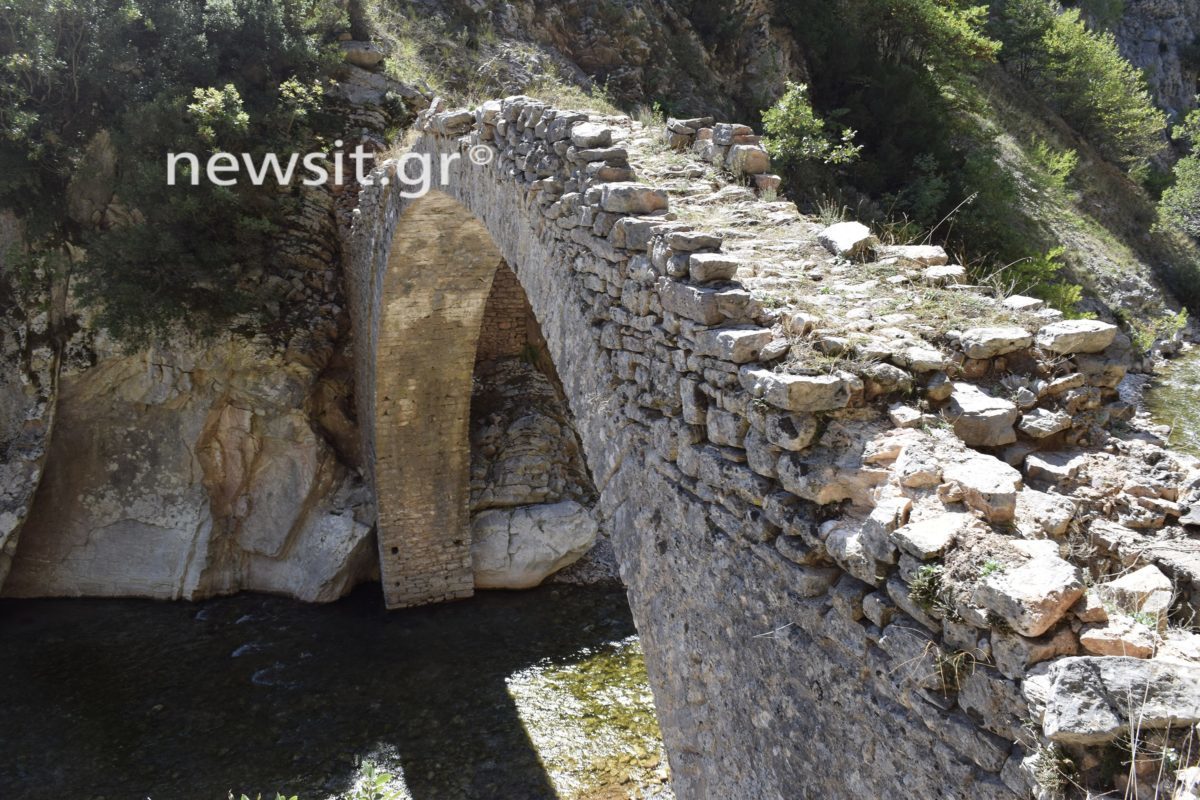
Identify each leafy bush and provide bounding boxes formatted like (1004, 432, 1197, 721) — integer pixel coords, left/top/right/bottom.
(1030, 137, 1079, 194)
(1127, 308, 1189, 354)
(987, 246, 1090, 316)
(1160, 110, 1200, 238)
(762, 82, 861, 190)
(771, 0, 999, 215)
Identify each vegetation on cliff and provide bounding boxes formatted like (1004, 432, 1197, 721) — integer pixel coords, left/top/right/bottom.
(2, 0, 1199, 340)
(765, 0, 1199, 318)
(0, 0, 346, 343)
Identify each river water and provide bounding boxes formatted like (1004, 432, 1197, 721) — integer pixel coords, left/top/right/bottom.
(1145, 346, 1200, 456)
(0, 585, 671, 800)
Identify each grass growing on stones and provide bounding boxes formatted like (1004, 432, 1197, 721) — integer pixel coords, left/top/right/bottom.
(980, 559, 1004, 578)
(909, 564, 947, 614)
(935, 649, 978, 693)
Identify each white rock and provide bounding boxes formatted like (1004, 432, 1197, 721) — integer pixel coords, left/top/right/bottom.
(960, 326, 1034, 359)
(923, 264, 965, 285)
(1073, 590, 1108, 623)
(687, 252, 741, 282)
(692, 327, 773, 364)
(947, 383, 1019, 447)
(1002, 295, 1044, 312)
(599, 182, 668, 214)
(340, 41, 385, 69)
(1097, 564, 1174, 619)
(974, 555, 1084, 636)
(877, 244, 948, 265)
(890, 512, 968, 560)
(569, 122, 613, 148)
(895, 345, 946, 372)
(888, 404, 923, 428)
(471, 501, 598, 589)
(1079, 615, 1157, 658)
(764, 411, 819, 451)
(727, 144, 771, 175)
(817, 221, 878, 259)
(1043, 656, 1200, 744)
(943, 454, 1023, 523)
(1015, 488, 1076, 537)
(1024, 450, 1087, 482)
(1035, 319, 1119, 354)
(740, 367, 854, 412)
(1018, 408, 1072, 438)
(1012, 540, 1060, 559)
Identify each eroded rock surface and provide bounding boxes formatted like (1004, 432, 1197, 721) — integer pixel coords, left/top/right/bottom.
(469, 358, 601, 588)
(3, 338, 377, 602)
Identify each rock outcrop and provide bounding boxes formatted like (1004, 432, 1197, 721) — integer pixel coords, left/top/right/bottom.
(1113, 0, 1200, 120)
(469, 357, 600, 588)
(0, 212, 56, 591)
(2, 338, 378, 602)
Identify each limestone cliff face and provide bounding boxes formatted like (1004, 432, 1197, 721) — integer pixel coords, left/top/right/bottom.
(1, 336, 379, 602)
(1113, 0, 1200, 121)
(0, 212, 56, 590)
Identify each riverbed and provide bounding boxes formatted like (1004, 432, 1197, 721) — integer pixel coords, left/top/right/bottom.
(0, 585, 671, 800)
(1145, 345, 1200, 456)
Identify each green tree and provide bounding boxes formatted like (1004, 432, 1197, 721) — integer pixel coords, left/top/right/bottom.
(991, 0, 1166, 171)
(1160, 110, 1200, 238)
(0, 0, 348, 345)
(762, 82, 861, 174)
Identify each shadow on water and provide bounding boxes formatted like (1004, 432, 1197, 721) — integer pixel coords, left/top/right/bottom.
(0, 583, 639, 800)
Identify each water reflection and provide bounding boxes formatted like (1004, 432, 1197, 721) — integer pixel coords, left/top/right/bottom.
(1146, 347, 1200, 456)
(0, 584, 667, 800)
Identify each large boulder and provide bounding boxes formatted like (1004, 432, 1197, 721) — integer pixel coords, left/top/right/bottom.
(1035, 320, 1119, 354)
(471, 500, 599, 589)
(340, 41, 385, 70)
(3, 339, 378, 602)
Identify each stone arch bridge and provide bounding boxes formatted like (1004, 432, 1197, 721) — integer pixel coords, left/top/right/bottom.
(344, 97, 1178, 799)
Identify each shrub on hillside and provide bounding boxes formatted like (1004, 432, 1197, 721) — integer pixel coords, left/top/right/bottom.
(1160, 110, 1200, 239)
(986, 246, 1090, 316)
(991, 0, 1166, 171)
(762, 82, 861, 193)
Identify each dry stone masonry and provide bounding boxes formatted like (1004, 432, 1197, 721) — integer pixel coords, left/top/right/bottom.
(348, 95, 1200, 797)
